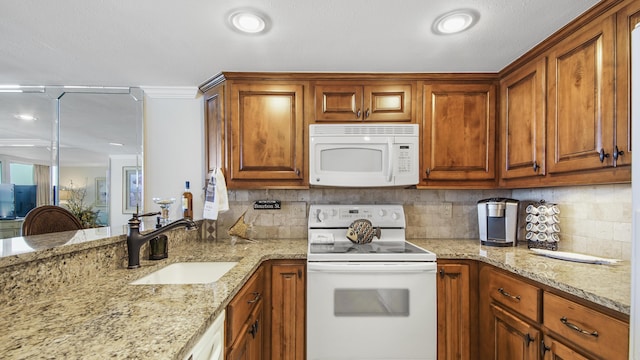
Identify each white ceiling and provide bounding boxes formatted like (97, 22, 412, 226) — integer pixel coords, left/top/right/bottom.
(0, 0, 603, 169)
(0, 0, 601, 87)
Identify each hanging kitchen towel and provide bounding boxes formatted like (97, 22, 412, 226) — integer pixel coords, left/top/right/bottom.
(215, 168, 229, 213)
(203, 168, 229, 220)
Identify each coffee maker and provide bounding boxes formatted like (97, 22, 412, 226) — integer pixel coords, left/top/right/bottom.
(477, 198, 519, 246)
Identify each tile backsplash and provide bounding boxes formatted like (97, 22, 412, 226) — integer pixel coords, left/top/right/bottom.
(211, 184, 632, 260)
(512, 184, 632, 260)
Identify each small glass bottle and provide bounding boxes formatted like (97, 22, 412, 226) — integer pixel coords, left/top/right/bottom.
(182, 181, 193, 220)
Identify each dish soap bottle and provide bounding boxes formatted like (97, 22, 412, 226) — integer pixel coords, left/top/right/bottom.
(182, 181, 193, 220)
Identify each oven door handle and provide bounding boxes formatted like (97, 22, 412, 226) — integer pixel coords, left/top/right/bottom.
(307, 262, 436, 273)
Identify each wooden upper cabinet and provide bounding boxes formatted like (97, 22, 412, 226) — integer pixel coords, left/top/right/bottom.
(547, 15, 615, 174)
(204, 84, 224, 175)
(422, 83, 496, 183)
(614, 1, 640, 168)
(500, 57, 547, 180)
(229, 82, 306, 188)
(314, 82, 414, 122)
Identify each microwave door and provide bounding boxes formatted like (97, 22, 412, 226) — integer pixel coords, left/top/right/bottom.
(312, 141, 392, 187)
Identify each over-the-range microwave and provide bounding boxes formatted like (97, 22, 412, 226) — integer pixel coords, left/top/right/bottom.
(309, 124, 419, 187)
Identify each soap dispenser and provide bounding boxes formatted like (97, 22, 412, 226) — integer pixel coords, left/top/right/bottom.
(149, 216, 168, 260)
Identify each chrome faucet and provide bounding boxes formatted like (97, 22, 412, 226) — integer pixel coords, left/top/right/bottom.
(127, 211, 198, 269)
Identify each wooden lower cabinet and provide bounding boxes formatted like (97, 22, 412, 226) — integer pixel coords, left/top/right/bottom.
(227, 299, 264, 360)
(436, 260, 478, 360)
(269, 261, 305, 360)
(479, 263, 629, 360)
(227, 267, 265, 360)
(541, 336, 590, 360)
(491, 304, 540, 360)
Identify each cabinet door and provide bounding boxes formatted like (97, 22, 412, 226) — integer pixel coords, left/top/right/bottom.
(547, 15, 615, 173)
(229, 83, 305, 185)
(437, 263, 473, 360)
(363, 84, 413, 122)
(314, 84, 362, 121)
(614, 2, 640, 168)
(422, 83, 496, 181)
(314, 83, 413, 122)
(500, 57, 547, 179)
(270, 262, 305, 360)
(204, 84, 225, 175)
(227, 301, 264, 360)
(491, 304, 540, 360)
(542, 336, 590, 360)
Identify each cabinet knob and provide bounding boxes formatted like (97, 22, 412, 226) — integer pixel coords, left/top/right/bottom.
(613, 146, 625, 161)
(599, 148, 610, 163)
(532, 161, 539, 172)
(540, 339, 550, 355)
(365, 108, 371, 118)
(356, 109, 362, 119)
(524, 333, 534, 346)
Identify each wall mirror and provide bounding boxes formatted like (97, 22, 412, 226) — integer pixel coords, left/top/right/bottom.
(0, 86, 143, 239)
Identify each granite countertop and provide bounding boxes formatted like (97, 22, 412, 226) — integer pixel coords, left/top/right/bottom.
(0, 236, 631, 360)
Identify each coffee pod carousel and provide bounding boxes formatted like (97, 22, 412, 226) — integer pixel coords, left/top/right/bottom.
(524, 200, 560, 251)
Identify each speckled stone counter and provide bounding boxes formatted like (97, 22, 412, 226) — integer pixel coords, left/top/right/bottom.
(0, 235, 631, 359)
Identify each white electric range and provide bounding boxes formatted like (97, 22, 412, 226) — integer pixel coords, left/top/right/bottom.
(306, 204, 437, 360)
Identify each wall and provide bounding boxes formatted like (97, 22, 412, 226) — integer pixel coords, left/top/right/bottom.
(143, 88, 205, 223)
(59, 165, 109, 225)
(109, 155, 139, 230)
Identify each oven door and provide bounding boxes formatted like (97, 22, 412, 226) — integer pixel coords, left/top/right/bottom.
(306, 261, 437, 360)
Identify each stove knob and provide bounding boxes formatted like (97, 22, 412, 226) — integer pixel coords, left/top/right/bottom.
(318, 211, 327, 221)
(378, 209, 387, 217)
(391, 212, 399, 220)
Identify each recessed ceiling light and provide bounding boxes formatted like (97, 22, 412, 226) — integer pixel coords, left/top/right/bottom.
(14, 113, 37, 121)
(229, 10, 268, 34)
(433, 9, 479, 35)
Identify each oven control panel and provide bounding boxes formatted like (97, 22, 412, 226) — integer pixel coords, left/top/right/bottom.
(308, 204, 405, 228)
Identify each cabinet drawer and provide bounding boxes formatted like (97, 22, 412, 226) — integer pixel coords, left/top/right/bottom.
(226, 266, 264, 347)
(543, 292, 628, 359)
(486, 268, 540, 322)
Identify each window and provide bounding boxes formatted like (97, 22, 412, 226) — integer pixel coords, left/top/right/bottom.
(10, 163, 34, 185)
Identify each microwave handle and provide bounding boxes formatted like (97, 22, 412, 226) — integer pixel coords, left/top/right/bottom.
(387, 139, 393, 183)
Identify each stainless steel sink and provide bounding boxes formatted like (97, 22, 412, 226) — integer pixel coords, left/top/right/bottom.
(130, 261, 238, 285)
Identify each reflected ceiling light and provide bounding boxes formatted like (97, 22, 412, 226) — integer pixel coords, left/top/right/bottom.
(432, 9, 479, 35)
(109, 142, 124, 146)
(229, 10, 268, 34)
(14, 114, 37, 121)
(0, 85, 45, 93)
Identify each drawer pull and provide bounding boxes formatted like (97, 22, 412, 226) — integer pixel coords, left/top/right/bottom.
(560, 317, 599, 338)
(497, 287, 521, 302)
(247, 291, 261, 304)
